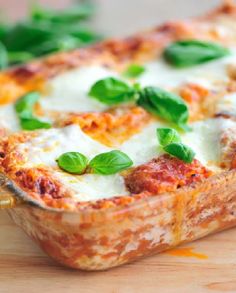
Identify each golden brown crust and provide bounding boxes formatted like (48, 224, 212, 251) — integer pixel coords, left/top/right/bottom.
(2, 3, 236, 213)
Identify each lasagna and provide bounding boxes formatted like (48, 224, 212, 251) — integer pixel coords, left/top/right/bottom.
(2, 2, 236, 270)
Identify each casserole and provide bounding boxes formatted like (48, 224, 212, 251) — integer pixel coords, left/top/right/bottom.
(1, 2, 236, 270)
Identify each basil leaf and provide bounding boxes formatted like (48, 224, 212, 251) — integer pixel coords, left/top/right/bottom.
(8, 51, 34, 64)
(163, 142, 195, 163)
(0, 42, 8, 69)
(57, 152, 88, 174)
(89, 77, 135, 105)
(164, 40, 229, 68)
(89, 150, 133, 175)
(15, 92, 40, 118)
(137, 87, 189, 130)
(20, 117, 51, 131)
(31, 2, 94, 24)
(28, 35, 82, 56)
(157, 128, 181, 147)
(15, 92, 52, 130)
(4, 22, 55, 52)
(123, 64, 145, 78)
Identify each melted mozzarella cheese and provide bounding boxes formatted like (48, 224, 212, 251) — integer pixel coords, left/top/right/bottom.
(55, 171, 128, 201)
(41, 65, 118, 113)
(1, 51, 236, 133)
(18, 124, 128, 201)
(138, 52, 236, 90)
(2, 49, 236, 202)
(17, 118, 234, 202)
(216, 92, 236, 115)
(0, 104, 20, 132)
(182, 119, 223, 169)
(18, 125, 111, 167)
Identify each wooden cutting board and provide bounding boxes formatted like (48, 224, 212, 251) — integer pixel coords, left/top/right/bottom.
(1, 211, 236, 293)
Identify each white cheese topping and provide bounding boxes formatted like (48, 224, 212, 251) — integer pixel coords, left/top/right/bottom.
(17, 117, 235, 202)
(2, 49, 236, 202)
(1, 50, 236, 133)
(216, 92, 236, 115)
(138, 52, 236, 90)
(0, 104, 20, 132)
(40, 65, 118, 113)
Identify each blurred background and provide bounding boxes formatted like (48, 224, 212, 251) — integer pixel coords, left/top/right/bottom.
(0, 0, 222, 68)
(0, 0, 222, 36)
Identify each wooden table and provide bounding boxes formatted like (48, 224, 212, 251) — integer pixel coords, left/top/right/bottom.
(1, 211, 236, 293)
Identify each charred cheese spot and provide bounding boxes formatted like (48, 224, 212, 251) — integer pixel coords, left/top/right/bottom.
(124, 154, 212, 195)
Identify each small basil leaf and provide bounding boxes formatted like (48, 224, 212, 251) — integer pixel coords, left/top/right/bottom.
(157, 128, 181, 147)
(0, 42, 8, 69)
(163, 142, 195, 163)
(31, 2, 94, 24)
(28, 35, 82, 56)
(123, 64, 145, 78)
(137, 87, 189, 130)
(164, 40, 229, 68)
(20, 117, 51, 131)
(89, 77, 135, 105)
(57, 152, 88, 174)
(8, 51, 34, 64)
(89, 150, 133, 175)
(15, 92, 40, 118)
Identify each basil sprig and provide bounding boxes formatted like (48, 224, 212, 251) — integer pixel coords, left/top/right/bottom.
(15, 92, 51, 131)
(57, 152, 88, 174)
(123, 64, 145, 78)
(157, 127, 195, 163)
(163, 40, 229, 68)
(89, 78, 189, 130)
(89, 150, 133, 175)
(89, 77, 135, 105)
(56, 150, 133, 175)
(137, 87, 189, 131)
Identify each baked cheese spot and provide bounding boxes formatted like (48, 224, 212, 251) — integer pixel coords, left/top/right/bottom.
(61, 106, 151, 147)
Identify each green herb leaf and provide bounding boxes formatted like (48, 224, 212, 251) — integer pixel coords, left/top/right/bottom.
(31, 2, 95, 24)
(15, 92, 40, 118)
(15, 92, 52, 130)
(156, 128, 181, 147)
(28, 35, 82, 56)
(123, 64, 145, 78)
(163, 142, 195, 163)
(8, 51, 34, 64)
(89, 150, 133, 175)
(4, 22, 55, 52)
(89, 77, 135, 105)
(137, 87, 189, 130)
(57, 152, 88, 174)
(20, 117, 51, 131)
(0, 42, 8, 69)
(163, 40, 229, 68)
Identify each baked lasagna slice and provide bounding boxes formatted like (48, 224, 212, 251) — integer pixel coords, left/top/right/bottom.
(1, 2, 236, 270)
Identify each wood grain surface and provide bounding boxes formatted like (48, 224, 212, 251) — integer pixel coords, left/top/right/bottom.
(1, 211, 236, 293)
